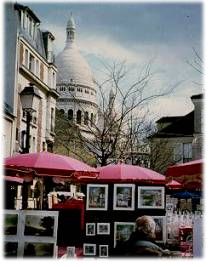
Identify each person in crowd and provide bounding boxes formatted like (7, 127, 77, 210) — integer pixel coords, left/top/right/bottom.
(113, 215, 181, 257)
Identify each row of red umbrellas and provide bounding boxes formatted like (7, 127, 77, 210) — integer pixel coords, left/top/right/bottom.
(4, 151, 202, 188)
(4, 151, 165, 184)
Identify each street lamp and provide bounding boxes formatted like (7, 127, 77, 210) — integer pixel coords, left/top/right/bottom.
(20, 83, 41, 209)
(20, 83, 41, 153)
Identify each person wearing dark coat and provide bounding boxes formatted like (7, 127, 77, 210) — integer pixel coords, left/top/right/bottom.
(113, 215, 181, 257)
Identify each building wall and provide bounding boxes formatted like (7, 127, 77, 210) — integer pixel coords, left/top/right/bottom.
(4, 3, 58, 155)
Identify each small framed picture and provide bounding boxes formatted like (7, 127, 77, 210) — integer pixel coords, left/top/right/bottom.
(83, 243, 96, 256)
(99, 245, 109, 257)
(137, 186, 165, 209)
(97, 223, 110, 235)
(114, 222, 135, 248)
(86, 184, 108, 210)
(86, 223, 96, 236)
(152, 216, 166, 243)
(113, 184, 135, 210)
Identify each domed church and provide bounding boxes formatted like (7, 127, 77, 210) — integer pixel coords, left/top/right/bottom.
(55, 15, 98, 138)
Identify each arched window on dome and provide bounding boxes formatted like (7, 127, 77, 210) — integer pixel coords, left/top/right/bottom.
(91, 113, 94, 126)
(84, 111, 89, 125)
(68, 109, 73, 120)
(76, 110, 82, 124)
(59, 109, 65, 115)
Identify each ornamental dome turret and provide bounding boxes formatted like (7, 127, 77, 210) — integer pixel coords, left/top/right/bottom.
(55, 14, 94, 89)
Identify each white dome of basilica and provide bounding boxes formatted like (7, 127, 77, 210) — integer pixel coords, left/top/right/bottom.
(55, 16, 94, 89)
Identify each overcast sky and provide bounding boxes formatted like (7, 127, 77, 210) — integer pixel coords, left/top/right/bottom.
(25, 1, 203, 119)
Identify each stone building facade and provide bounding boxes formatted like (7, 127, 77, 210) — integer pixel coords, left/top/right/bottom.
(4, 3, 59, 156)
(55, 15, 98, 139)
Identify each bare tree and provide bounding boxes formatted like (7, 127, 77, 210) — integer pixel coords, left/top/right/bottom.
(55, 61, 179, 166)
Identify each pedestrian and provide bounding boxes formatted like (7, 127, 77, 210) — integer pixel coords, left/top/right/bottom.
(112, 215, 181, 257)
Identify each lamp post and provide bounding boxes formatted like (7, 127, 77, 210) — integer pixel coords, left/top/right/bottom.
(20, 83, 41, 209)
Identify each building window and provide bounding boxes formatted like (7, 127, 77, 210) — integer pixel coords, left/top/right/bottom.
(76, 110, 82, 124)
(68, 109, 73, 120)
(50, 108, 55, 132)
(84, 111, 89, 125)
(29, 54, 35, 73)
(183, 143, 192, 163)
(91, 113, 94, 126)
(25, 49, 28, 67)
(69, 87, 75, 92)
(36, 59, 39, 77)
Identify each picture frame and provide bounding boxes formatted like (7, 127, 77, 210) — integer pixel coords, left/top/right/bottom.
(23, 242, 55, 257)
(83, 243, 96, 256)
(4, 210, 19, 236)
(86, 184, 108, 210)
(97, 223, 110, 235)
(113, 184, 135, 210)
(114, 222, 135, 248)
(23, 210, 58, 238)
(152, 216, 166, 243)
(99, 245, 109, 257)
(137, 186, 165, 209)
(86, 223, 96, 236)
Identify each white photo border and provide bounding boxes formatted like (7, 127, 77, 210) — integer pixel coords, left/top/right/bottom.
(99, 245, 109, 257)
(83, 243, 96, 256)
(86, 223, 96, 236)
(86, 184, 108, 210)
(113, 184, 135, 210)
(137, 186, 165, 209)
(97, 223, 110, 235)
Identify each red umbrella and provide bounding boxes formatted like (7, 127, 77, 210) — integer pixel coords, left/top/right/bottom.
(4, 152, 98, 179)
(4, 175, 24, 184)
(166, 159, 203, 190)
(96, 163, 165, 184)
(166, 179, 183, 189)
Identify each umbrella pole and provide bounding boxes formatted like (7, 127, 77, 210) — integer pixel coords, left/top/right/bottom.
(22, 181, 29, 209)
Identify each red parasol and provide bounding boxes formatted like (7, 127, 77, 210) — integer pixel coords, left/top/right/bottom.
(166, 159, 203, 189)
(4, 152, 98, 179)
(166, 179, 183, 189)
(97, 163, 165, 184)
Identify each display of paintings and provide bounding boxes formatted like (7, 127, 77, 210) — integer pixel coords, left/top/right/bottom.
(97, 223, 110, 235)
(86, 184, 108, 210)
(83, 243, 96, 256)
(113, 184, 135, 210)
(114, 222, 135, 247)
(4, 210, 59, 258)
(4, 211, 19, 235)
(24, 242, 54, 257)
(86, 223, 96, 236)
(99, 245, 109, 257)
(4, 242, 18, 257)
(152, 216, 166, 243)
(138, 186, 165, 209)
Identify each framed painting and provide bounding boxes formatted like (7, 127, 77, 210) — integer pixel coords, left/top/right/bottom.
(99, 245, 109, 257)
(83, 243, 96, 256)
(114, 222, 135, 248)
(23, 242, 55, 257)
(97, 223, 110, 235)
(23, 210, 58, 238)
(152, 216, 166, 243)
(86, 223, 96, 236)
(137, 186, 165, 209)
(86, 184, 108, 210)
(113, 184, 135, 210)
(4, 210, 19, 236)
